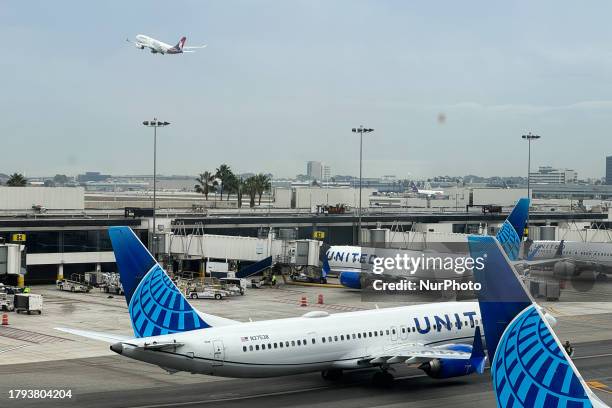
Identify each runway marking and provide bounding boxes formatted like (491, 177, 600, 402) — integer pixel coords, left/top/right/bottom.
(574, 353, 612, 360)
(586, 381, 607, 388)
(0, 326, 72, 344)
(0, 344, 29, 354)
(587, 380, 612, 395)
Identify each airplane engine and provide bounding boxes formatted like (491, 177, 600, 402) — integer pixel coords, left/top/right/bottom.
(419, 358, 477, 379)
(150, 49, 158, 54)
(553, 261, 577, 278)
(515, 263, 527, 276)
(418, 344, 477, 379)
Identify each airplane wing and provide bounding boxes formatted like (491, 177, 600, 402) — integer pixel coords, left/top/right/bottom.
(514, 255, 604, 271)
(360, 342, 473, 365)
(515, 258, 567, 268)
(56, 327, 132, 344)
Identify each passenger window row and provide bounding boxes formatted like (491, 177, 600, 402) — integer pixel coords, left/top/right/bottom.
(243, 338, 314, 352)
(321, 329, 387, 344)
(241, 320, 480, 352)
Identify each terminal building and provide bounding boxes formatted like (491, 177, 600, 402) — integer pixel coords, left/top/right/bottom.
(0, 185, 610, 285)
(529, 166, 578, 184)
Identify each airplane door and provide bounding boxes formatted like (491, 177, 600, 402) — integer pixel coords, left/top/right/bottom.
(400, 325, 408, 340)
(390, 326, 398, 341)
(212, 340, 224, 366)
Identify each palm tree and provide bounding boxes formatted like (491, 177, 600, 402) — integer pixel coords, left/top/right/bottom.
(224, 174, 241, 202)
(215, 164, 234, 201)
(237, 177, 245, 208)
(243, 176, 257, 208)
(194, 171, 216, 200)
(254, 174, 271, 205)
(6, 173, 27, 187)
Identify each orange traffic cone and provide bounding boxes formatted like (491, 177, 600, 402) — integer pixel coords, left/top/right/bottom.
(2, 313, 8, 326)
(317, 294, 324, 304)
(300, 296, 308, 307)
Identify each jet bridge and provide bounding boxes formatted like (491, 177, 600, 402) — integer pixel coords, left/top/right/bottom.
(161, 233, 320, 269)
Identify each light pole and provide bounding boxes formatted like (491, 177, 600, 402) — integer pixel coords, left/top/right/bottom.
(352, 126, 374, 245)
(522, 132, 540, 240)
(143, 119, 170, 253)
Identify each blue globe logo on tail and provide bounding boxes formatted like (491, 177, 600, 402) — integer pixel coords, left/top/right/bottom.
(495, 198, 530, 261)
(109, 226, 211, 338)
(497, 220, 521, 261)
(492, 305, 592, 408)
(129, 265, 209, 337)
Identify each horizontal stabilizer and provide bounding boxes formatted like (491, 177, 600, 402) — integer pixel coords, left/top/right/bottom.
(55, 327, 132, 344)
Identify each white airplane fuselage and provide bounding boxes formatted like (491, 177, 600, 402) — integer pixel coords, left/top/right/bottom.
(527, 240, 612, 272)
(134, 34, 180, 54)
(115, 302, 481, 378)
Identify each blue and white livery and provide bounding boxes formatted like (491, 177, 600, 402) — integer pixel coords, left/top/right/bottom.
(57, 226, 487, 382)
(330, 197, 530, 289)
(468, 235, 608, 408)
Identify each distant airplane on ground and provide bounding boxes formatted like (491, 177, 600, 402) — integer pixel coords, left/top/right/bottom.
(410, 182, 444, 197)
(519, 239, 612, 278)
(328, 198, 530, 289)
(126, 35, 207, 54)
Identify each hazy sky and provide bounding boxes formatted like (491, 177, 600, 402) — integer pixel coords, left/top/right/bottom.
(2, 1, 612, 179)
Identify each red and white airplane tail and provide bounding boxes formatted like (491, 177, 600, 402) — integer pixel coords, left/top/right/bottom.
(176, 36, 186, 51)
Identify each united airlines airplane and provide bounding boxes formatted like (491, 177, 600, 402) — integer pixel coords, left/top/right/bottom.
(58, 226, 489, 384)
(520, 239, 612, 278)
(126, 34, 207, 54)
(328, 198, 530, 289)
(469, 235, 608, 407)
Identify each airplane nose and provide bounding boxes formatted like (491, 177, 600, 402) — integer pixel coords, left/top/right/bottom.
(110, 342, 124, 355)
(339, 271, 362, 289)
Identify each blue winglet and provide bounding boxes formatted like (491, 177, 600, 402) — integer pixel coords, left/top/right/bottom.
(321, 256, 330, 279)
(495, 198, 530, 261)
(470, 326, 486, 375)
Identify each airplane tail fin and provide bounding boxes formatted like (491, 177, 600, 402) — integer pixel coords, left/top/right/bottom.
(109, 227, 211, 338)
(468, 236, 603, 407)
(469, 326, 487, 375)
(410, 182, 419, 193)
(555, 239, 565, 257)
(495, 198, 530, 261)
(321, 256, 330, 279)
(176, 36, 186, 51)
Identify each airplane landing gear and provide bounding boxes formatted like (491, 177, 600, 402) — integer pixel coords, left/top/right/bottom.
(321, 369, 343, 381)
(372, 370, 394, 387)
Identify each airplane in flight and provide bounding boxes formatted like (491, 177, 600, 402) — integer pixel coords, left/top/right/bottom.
(519, 239, 612, 278)
(328, 198, 530, 289)
(58, 226, 490, 384)
(126, 34, 207, 54)
(410, 182, 445, 197)
(469, 235, 608, 407)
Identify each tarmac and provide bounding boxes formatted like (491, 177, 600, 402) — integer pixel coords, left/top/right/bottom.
(0, 282, 611, 407)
